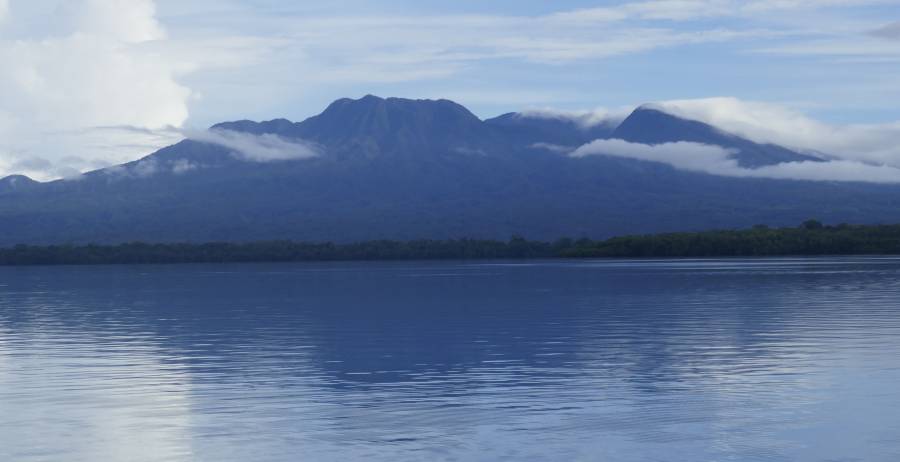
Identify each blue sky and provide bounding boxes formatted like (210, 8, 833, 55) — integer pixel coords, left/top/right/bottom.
(0, 0, 898, 179)
(151, 0, 900, 125)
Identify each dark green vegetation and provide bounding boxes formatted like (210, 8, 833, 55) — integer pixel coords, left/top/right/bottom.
(4, 221, 900, 265)
(562, 220, 900, 258)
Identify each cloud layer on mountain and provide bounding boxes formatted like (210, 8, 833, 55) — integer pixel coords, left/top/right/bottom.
(572, 138, 900, 184)
(651, 98, 900, 169)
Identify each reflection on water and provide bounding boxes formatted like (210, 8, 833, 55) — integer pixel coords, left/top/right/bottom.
(1, 258, 900, 461)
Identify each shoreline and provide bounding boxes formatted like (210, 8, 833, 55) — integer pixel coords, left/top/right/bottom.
(4, 221, 900, 266)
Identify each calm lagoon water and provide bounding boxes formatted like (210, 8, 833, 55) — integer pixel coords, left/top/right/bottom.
(1, 258, 900, 461)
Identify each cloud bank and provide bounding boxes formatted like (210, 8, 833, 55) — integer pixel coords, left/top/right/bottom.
(572, 139, 900, 184)
(650, 97, 900, 168)
(189, 129, 320, 162)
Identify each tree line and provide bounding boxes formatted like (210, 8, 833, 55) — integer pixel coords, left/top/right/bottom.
(3, 220, 900, 265)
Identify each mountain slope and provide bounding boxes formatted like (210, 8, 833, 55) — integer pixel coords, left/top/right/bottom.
(612, 107, 820, 167)
(484, 112, 617, 149)
(0, 95, 896, 246)
(213, 95, 503, 158)
(0, 175, 38, 194)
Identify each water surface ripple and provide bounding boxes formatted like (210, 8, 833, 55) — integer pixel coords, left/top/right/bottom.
(1, 257, 899, 461)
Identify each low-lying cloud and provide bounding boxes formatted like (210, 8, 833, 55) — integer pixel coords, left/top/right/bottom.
(649, 98, 900, 169)
(516, 108, 629, 129)
(572, 138, 900, 184)
(189, 129, 321, 162)
(101, 156, 198, 180)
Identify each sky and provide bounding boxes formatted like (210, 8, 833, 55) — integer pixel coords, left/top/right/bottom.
(0, 0, 899, 180)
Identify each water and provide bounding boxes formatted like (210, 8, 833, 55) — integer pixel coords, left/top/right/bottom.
(1, 258, 900, 461)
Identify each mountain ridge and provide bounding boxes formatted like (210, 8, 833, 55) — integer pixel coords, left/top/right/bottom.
(0, 95, 896, 246)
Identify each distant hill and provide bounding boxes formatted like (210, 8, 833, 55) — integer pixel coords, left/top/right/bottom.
(0, 95, 898, 246)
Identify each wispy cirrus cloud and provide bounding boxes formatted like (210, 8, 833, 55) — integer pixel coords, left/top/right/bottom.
(871, 21, 900, 39)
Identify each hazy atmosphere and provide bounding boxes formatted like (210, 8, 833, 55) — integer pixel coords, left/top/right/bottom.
(1, 0, 899, 180)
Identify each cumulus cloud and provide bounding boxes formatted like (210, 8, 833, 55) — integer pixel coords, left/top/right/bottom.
(0, 0, 265, 181)
(572, 138, 900, 183)
(0, 0, 187, 180)
(188, 129, 320, 162)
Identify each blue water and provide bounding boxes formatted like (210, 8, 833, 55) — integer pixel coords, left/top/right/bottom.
(1, 258, 900, 461)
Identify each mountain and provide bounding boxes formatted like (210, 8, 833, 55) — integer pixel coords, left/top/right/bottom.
(0, 175, 38, 194)
(212, 95, 503, 159)
(612, 106, 821, 167)
(0, 95, 898, 246)
(484, 112, 617, 149)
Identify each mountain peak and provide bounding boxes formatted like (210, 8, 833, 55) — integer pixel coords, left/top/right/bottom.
(0, 174, 38, 193)
(294, 95, 490, 156)
(613, 106, 820, 167)
(1, 174, 36, 183)
(210, 118, 294, 134)
(485, 111, 618, 146)
(318, 95, 476, 118)
(196, 96, 495, 160)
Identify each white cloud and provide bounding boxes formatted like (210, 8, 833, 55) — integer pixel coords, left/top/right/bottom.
(188, 129, 320, 162)
(0, 0, 186, 180)
(546, 1, 733, 23)
(213, 4, 787, 88)
(76, 0, 166, 43)
(572, 139, 740, 172)
(0, 0, 265, 181)
(517, 107, 630, 128)
(0, 0, 896, 181)
(650, 97, 900, 168)
(171, 158, 196, 174)
(530, 142, 574, 154)
(572, 138, 900, 183)
(0, 153, 106, 180)
(545, 0, 893, 24)
(133, 158, 158, 177)
(97, 154, 201, 179)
